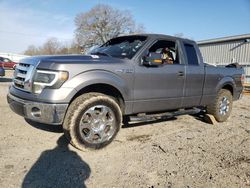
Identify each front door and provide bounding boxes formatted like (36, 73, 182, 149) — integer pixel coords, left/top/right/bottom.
(133, 39, 185, 113)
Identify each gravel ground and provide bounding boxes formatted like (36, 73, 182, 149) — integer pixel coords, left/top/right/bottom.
(0, 70, 249, 188)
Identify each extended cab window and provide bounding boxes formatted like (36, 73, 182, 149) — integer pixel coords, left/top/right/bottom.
(148, 40, 180, 64)
(184, 44, 199, 65)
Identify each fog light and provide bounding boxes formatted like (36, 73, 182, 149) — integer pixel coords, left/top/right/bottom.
(31, 107, 41, 118)
(33, 84, 44, 94)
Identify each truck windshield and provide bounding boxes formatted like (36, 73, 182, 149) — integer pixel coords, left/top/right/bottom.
(90, 36, 147, 59)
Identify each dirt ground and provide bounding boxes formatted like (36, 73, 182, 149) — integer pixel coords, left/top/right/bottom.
(0, 70, 249, 188)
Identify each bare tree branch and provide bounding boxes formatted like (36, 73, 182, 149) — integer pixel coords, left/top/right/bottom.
(74, 4, 144, 49)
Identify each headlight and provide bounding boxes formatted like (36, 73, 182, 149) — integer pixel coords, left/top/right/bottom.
(33, 70, 69, 94)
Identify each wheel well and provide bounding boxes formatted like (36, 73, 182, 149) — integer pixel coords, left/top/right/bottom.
(70, 84, 125, 113)
(222, 84, 233, 96)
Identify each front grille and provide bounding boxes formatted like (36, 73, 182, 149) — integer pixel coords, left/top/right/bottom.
(13, 63, 34, 92)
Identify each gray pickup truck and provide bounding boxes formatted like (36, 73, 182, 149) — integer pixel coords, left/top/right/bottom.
(7, 34, 244, 150)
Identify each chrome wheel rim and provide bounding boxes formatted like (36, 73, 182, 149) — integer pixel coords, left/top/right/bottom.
(219, 96, 230, 115)
(79, 105, 116, 144)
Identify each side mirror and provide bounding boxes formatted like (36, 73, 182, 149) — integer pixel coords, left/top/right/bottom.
(142, 52, 163, 67)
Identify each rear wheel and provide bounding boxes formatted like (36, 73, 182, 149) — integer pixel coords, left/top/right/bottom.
(207, 89, 233, 122)
(63, 92, 122, 150)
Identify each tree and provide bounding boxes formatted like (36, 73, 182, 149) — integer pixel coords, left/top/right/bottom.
(60, 41, 80, 54)
(24, 38, 61, 55)
(42, 37, 61, 55)
(24, 38, 80, 55)
(75, 4, 144, 50)
(24, 45, 39, 56)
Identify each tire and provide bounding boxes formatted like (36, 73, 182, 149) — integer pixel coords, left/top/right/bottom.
(207, 89, 233, 122)
(63, 92, 122, 150)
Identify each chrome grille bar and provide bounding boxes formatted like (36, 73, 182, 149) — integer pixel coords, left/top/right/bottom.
(13, 62, 34, 92)
(17, 65, 29, 72)
(16, 72, 26, 79)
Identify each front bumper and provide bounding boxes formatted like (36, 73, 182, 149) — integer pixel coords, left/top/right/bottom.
(7, 93, 68, 125)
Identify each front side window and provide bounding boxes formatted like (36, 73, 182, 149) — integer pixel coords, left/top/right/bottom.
(184, 44, 199, 65)
(147, 40, 180, 65)
(90, 36, 147, 59)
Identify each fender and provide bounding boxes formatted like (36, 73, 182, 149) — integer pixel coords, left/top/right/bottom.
(63, 69, 132, 101)
(215, 76, 236, 95)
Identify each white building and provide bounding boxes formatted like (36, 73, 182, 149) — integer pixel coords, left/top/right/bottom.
(198, 34, 250, 83)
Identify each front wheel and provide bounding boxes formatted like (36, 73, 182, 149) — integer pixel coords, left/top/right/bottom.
(63, 92, 122, 150)
(207, 89, 233, 122)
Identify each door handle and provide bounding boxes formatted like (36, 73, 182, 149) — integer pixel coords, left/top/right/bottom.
(177, 71, 184, 77)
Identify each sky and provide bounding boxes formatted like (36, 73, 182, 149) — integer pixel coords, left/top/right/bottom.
(0, 0, 250, 54)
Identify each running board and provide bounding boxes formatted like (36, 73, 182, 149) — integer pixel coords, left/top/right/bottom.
(129, 108, 201, 122)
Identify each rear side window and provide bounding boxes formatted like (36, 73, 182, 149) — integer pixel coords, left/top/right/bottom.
(184, 44, 199, 65)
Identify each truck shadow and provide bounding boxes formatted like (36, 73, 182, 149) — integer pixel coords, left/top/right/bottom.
(25, 118, 63, 133)
(25, 117, 178, 131)
(22, 135, 91, 188)
(25, 114, 209, 132)
(190, 112, 212, 124)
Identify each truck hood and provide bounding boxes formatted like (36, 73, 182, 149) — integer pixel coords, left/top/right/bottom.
(20, 54, 128, 70)
(31, 54, 123, 63)
(37, 55, 112, 62)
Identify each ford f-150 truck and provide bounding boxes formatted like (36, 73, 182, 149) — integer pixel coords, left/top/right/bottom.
(7, 34, 244, 150)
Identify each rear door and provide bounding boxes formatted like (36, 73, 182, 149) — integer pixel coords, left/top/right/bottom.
(181, 42, 205, 107)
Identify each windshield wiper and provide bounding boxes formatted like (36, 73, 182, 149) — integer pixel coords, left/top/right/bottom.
(91, 52, 112, 57)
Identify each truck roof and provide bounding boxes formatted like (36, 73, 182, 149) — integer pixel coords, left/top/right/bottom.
(119, 33, 195, 43)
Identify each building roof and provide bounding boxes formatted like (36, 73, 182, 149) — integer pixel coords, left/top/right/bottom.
(198, 34, 250, 45)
